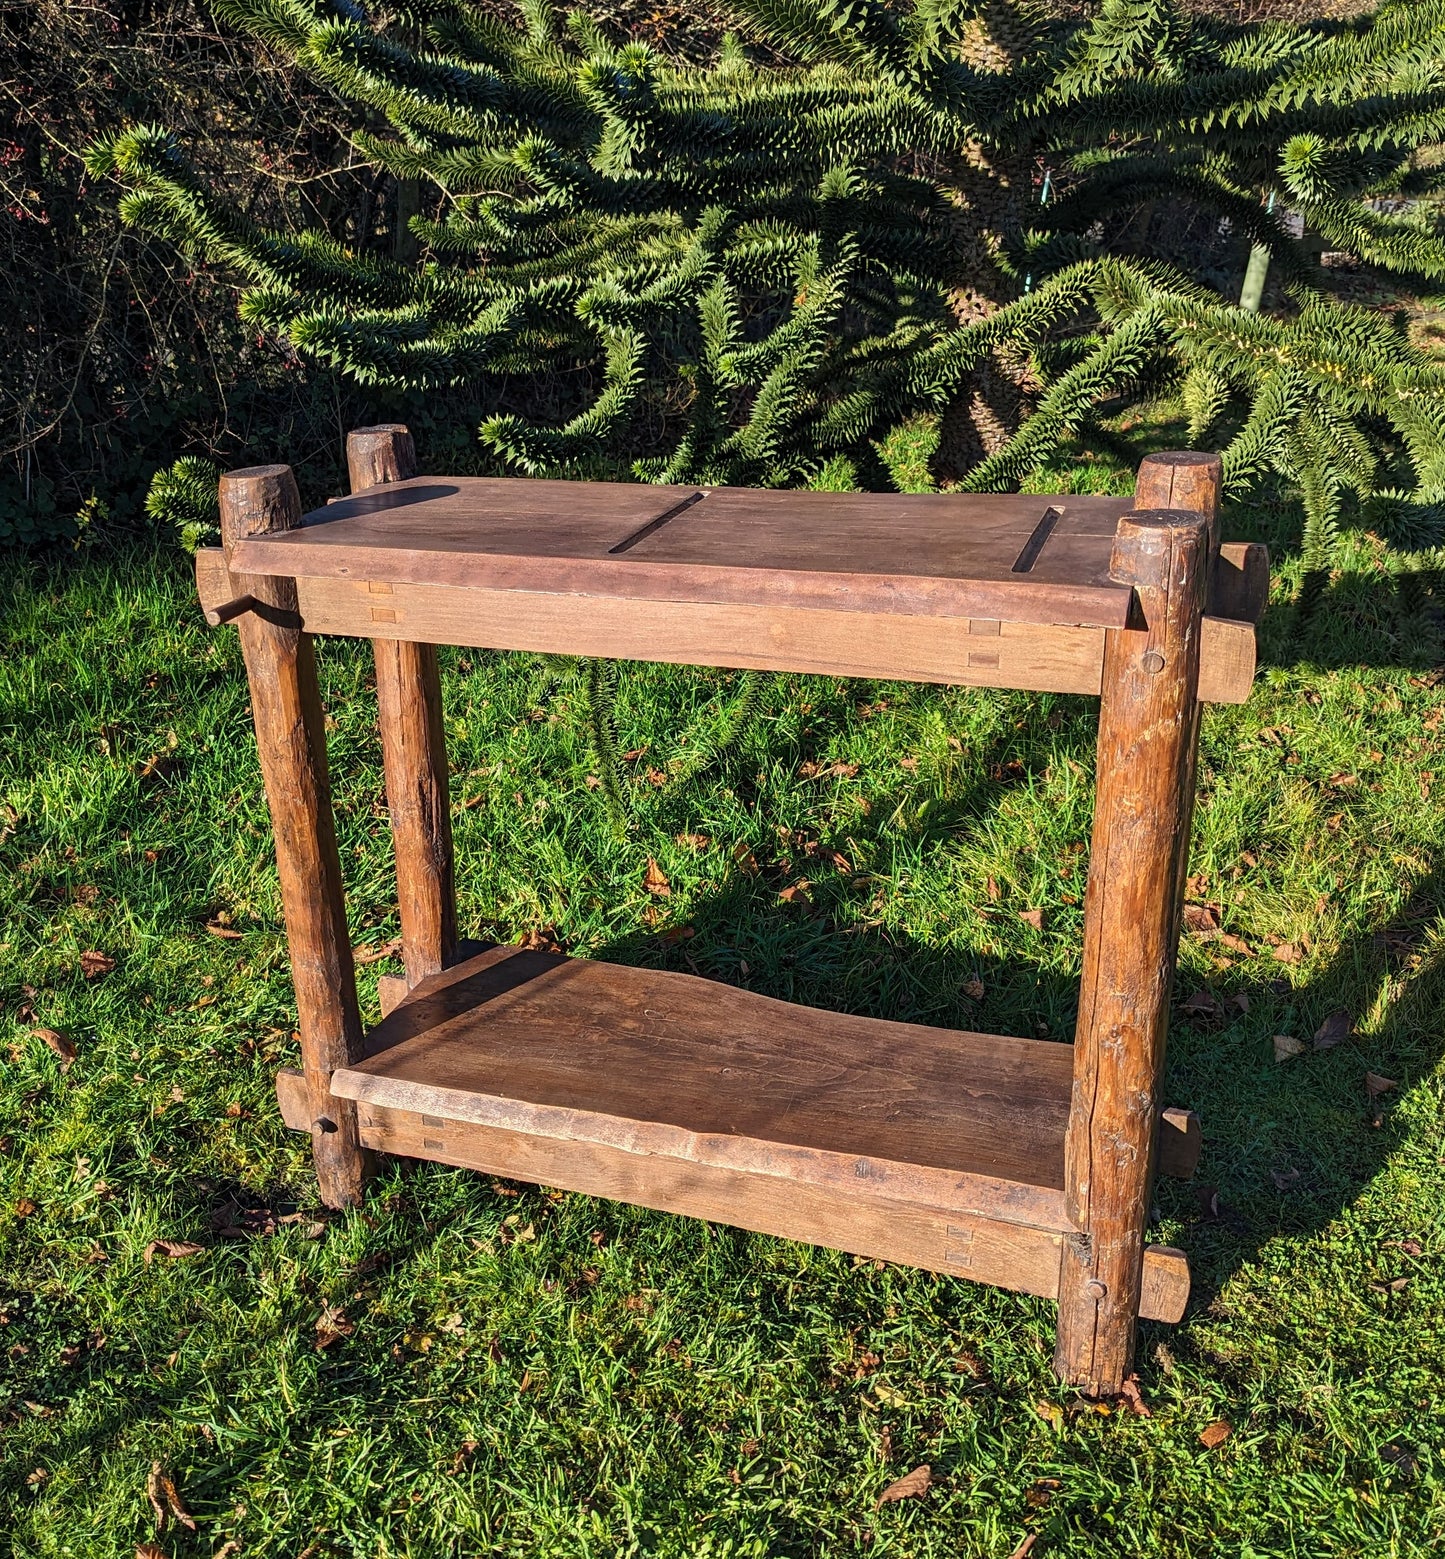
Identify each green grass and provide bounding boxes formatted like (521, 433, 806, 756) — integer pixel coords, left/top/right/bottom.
(2, 502, 1445, 1556)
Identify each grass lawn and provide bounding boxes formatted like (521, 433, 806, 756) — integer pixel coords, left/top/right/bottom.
(2, 481, 1444, 1556)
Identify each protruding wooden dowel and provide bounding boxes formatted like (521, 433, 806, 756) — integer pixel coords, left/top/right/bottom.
(347, 425, 457, 986)
(219, 463, 371, 1208)
(204, 592, 258, 627)
(1055, 505, 1210, 1396)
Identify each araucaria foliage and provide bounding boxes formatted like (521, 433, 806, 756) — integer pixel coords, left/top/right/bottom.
(91, 0, 1445, 571)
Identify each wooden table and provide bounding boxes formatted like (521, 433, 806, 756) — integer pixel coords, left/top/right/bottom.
(197, 425, 1266, 1395)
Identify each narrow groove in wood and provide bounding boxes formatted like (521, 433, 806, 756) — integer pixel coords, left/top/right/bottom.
(608, 490, 708, 554)
(1010, 506, 1063, 574)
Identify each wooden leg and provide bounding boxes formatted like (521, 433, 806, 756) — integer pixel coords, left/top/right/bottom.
(220, 465, 370, 1208)
(347, 425, 458, 987)
(1054, 505, 1210, 1394)
(374, 638, 457, 983)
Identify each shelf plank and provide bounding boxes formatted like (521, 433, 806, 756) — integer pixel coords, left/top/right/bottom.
(330, 945, 1077, 1228)
(228, 478, 1139, 631)
(274, 1070, 1188, 1321)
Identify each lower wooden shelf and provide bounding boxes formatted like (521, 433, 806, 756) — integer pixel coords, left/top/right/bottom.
(277, 945, 1191, 1322)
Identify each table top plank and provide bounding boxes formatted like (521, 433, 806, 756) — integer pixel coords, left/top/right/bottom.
(229, 477, 1138, 629)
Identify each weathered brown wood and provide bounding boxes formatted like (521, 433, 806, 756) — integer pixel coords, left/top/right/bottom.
(377, 973, 409, 1019)
(333, 944, 1077, 1226)
(1213, 541, 1271, 624)
(346, 427, 458, 987)
(1055, 506, 1210, 1394)
(231, 478, 1141, 630)
(1158, 1107, 1202, 1180)
(270, 1066, 1189, 1320)
(195, 547, 1256, 704)
(219, 465, 370, 1207)
(1135, 452, 1223, 559)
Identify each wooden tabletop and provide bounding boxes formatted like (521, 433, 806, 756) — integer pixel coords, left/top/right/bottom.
(229, 477, 1140, 629)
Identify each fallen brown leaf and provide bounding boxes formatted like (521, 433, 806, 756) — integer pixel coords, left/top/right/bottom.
(779, 880, 812, 906)
(1365, 1072, 1398, 1099)
(32, 1028, 76, 1070)
(1019, 908, 1045, 931)
(644, 766, 669, 788)
(1270, 1165, 1302, 1191)
(643, 858, 671, 897)
(315, 1304, 354, 1349)
(143, 1240, 204, 1263)
(875, 1463, 931, 1508)
(515, 926, 564, 952)
(658, 924, 695, 945)
(1218, 933, 1253, 956)
(1035, 1399, 1064, 1430)
(136, 1545, 167, 1559)
(1312, 1010, 1352, 1050)
(1183, 990, 1219, 1019)
(676, 832, 710, 849)
(1370, 1275, 1409, 1294)
(1199, 1420, 1232, 1450)
(205, 921, 243, 939)
(1183, 901, 1222, 935)
(79, 951, 115, 979)
(730, 841, 759, 875)
(1271, 943, 1302, 965)
(146, 1461, 196, 1533)
(1274, 1034, 1307, 1063)
(1118, 1373, 1152, 1418)
(962, 978, 986, 1001)
(14, 1198, 37, 1218)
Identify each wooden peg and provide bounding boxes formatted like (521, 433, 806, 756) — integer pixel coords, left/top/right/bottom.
(347, 426, 458, 986)
(219, 463, 371, 1208)
(1054, 505, 1210, 1395)
(203, 592, 258, 627)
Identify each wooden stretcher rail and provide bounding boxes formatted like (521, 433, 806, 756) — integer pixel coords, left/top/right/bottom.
(270, 1068, 1189, 1323)
(196, 548, 1261, 703)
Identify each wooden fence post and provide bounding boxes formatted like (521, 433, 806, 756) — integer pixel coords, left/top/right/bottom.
(219, 465, 370, 1208)
(347, 425, 458, 986)
(1054, 503, 1210, 1394)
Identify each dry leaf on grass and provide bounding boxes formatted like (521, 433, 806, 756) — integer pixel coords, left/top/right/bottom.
(79, 951, 115, 979)
(1365, 1072, 1399, 1099)
(315, 1304, 354, 1349)
(1006, 1537, 1038, 1559)
(143, 1240, 204, 1263)
(32, 1028, 76, 1070)
(136, 1545, 167, 1559)
(1271, 1165, 1302, 1191)
(643, 858, 671, 897)
(875, 1464, 931, 1508)
(1274, 1034, 1307, 1063)
(1018, 908, 1045, 931)
(205, 920, 243, 939)
(676, 832, 710, 849)
(1271, 943, 1302, 965)
(961, 978, 986, 1001)
(1313, 1010, 1352, 1050)
(730, 841, 759, 875)
(1118, 1374, 1152, 1418)
(146, 1461, 196, 1533)
(1183, 902, 1222, 935)
(1199, 1420, 1232, 1450)
(779, 881, 812, 906)
(1370, 1275, 1409, 1294)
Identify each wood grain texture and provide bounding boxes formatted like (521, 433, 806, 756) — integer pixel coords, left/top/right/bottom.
(195, 548, 1255, 703)
(218, 464, 370, 1208)
(1055, 505, 1210, 1394)
(331, 944, 1077, 1228)
(347, 427, 457, 986)
(1213, 542, 1271, 624)
(271, 1067, 1189, 1321)
(230, 478, 1140, 629)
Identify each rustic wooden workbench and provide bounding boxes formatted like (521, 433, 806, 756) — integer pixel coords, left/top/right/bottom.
(197, 426, 1266, 1394)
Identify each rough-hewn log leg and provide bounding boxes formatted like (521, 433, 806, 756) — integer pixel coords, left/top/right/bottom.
(1054, 504, 1210, 1394)
(347, 425, 457, 986)
(220, 465, 370, 1208)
